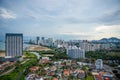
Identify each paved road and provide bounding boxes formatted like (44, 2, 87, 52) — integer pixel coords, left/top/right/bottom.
(21, 59, 30, 64)
(104, 64, 116, 80)
(0, 66, 16, 77)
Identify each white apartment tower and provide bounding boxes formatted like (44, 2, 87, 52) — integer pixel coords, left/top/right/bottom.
(67, 46, 85, 59)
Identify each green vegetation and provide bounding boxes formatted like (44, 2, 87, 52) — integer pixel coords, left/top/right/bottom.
(23, 51, 37, 58)
(0, 64, 14, 75)
(86, 75, 94, 80)
(38, 50, 57, 54)
(107, 52, 120, 57)
(86, 51, 107, 59)
(38, 50, 68, 60)
(82, 65, 89, 71)
(86, 51, 120, 67)
(0, 52, 37, 80)
(52, 52, 68, 60)
(86, 51, 120, 60)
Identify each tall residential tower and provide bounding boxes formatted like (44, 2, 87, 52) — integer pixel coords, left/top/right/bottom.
(67, 46, 85, 59)
(5, 33, 23, 57)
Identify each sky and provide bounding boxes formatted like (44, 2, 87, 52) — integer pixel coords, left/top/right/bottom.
(0, 0, 120, 40)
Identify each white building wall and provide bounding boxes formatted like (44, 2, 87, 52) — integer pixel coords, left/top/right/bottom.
(95, 59, 103, 69)
(67, 46, 85, 59)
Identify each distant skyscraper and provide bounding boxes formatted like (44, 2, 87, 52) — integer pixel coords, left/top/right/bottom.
(41, 37, 45, 41)
(41, 37, 45, 45)
(47, 38, 53, 46)
(36, 36, 40, 45)
(5, 33, 23, 57)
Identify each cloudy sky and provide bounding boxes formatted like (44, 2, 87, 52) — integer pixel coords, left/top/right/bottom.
(0, 0, 120, 40)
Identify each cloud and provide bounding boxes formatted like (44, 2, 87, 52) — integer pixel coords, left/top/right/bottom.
(97, 9, 120, 25)
(57, 24, 120, 40)
(95, 25, 120, 32)
(93, 25, 120, 39)
(20, 0, 120, 25)
(59, 32, 94, 37)
(0, 8, 16, 19)
(0, 0, 120, 40)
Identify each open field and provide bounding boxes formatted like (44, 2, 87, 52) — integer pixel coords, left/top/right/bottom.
(0, 50, 5, 57)
(25, 45, 51, 51)
(0, 44, 50, 57)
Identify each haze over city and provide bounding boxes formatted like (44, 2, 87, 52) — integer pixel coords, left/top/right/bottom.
(0, 0, 120, 40)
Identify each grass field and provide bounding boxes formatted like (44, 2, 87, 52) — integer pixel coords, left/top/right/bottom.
(86, 75, 94, 80)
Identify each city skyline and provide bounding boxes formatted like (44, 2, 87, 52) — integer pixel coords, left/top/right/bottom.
(0, 0, 120, 40)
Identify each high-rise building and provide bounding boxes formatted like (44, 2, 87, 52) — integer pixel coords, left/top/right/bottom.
(47, 38, 53, 46)
(5, 33, 23, 57)
(40, 37, 45, 45)
(79, 41, 101, 52)
(41, 37, 45, 41)
(36, 36, 40, 45)
(67, 46, 85, 59)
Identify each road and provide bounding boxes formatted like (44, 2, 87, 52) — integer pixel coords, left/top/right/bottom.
(104, 64, 116, 80)
(30, 52, 41, 59)
(0, 66, 16, 77)
(21, 59, 30, 64)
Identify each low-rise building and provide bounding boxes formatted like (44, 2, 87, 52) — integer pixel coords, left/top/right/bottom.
(95, 59, 103, 69)
(29, 66, 39, 72)
(39, 59, 49, 64)
(63, 69, 70, 76)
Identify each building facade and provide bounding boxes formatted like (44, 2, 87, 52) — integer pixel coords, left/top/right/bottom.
(67, 46, 85, 59)
(5, 33, 23, 57)
(79, 42, 101, 52)
(95, 59, 103, 69)
(36, 36, 40, 45)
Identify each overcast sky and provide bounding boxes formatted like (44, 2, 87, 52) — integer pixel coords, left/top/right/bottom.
(0, 0, 120, 40)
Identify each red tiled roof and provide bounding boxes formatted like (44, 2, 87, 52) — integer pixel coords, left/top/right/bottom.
(63, 69, 70, 76)
(53, 78, 58, 80)
(104, 77, 110, 80)
(29, 66, 39, 72)
(95, 75, 102, 80)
